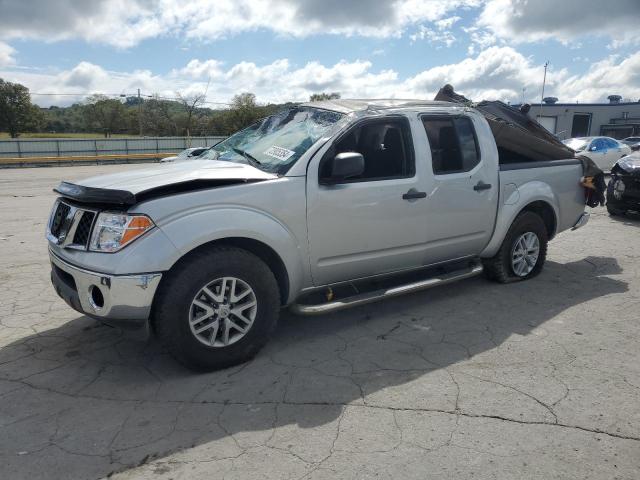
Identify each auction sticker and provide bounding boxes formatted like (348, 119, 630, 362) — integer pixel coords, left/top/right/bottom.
(264, 145, 296, 161)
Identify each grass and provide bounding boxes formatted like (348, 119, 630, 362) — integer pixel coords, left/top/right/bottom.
(0, 132, 140, 139)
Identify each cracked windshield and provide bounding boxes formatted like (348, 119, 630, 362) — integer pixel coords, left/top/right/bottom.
(199, 107, 344, 174)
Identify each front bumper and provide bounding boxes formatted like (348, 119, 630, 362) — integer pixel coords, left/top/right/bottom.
(607, 175, 640, 212)
(49, 249, 162, 332)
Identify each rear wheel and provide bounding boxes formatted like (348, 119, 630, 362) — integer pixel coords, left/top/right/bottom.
(606, 204, 625, 216)
(482, 211, 548, 283)
(154, 246, 280, 371)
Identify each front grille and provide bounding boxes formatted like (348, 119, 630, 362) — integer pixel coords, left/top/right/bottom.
(73, 211, 95, 246)
(47, 200, 98, 250)
(50, 202, 71, 237)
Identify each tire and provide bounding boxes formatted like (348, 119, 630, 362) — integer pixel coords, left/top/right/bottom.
(154, 246, 280, 371)
(482, 211, 548, 283)
(606, 204, 624, 216)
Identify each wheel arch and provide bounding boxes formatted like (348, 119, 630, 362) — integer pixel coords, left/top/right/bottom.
(162, 237, 291, 306)
(481, 185, 559, 259)
(519, 200, 557, 239)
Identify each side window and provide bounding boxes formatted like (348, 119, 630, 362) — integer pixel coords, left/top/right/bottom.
(604, 138, 618, 148)
(591, 139, 605, 151)
(320, 118, 414, 182)
(422, 116, 480, 175)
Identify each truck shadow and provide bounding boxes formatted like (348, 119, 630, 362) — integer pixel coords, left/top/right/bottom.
(0, 257, 627, 479)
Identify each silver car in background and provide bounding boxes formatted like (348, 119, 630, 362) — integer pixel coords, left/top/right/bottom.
(563, 136, 631, 171)
(160, 147, 209, 163)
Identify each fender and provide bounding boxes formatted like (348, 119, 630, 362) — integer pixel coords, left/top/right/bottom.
(480, 180, 559, 258)
(157, 206, 307, 304)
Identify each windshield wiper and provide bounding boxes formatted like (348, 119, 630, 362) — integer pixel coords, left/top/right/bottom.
(231, 147, 262, 168)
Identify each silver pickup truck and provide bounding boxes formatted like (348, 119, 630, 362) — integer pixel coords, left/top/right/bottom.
(46, 100, 590, 370)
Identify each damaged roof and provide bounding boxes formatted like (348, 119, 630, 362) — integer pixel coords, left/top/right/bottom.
(301, 99, 456, 114)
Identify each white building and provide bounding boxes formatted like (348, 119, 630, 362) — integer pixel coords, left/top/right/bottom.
(523, 95, 640, 140)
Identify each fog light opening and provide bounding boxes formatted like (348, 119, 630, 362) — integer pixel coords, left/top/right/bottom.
(89, 285, 105, 310)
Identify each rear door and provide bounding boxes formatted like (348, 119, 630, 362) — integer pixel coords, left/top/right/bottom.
(417, 114, 500, 264)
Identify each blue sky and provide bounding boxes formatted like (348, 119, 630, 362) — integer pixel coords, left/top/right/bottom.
(0, 0, 639, 107)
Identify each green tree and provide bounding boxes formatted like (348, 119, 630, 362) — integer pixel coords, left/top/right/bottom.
(83, 95, 127, 137)
(224, 92, 260, 133)
(309, 92, 341, 102)
(142, 95, 178, 136)
(0, 78, 43, 137)
(177, 91, 206, 140)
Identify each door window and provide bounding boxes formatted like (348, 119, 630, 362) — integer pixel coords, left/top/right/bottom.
(590, 139, 606, 151)
(422, 117, 481, 175)
(320, 118, 414, 182)
(603, 138, 619, 148)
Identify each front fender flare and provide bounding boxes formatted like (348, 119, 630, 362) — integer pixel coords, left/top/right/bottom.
(158, 207, 306, 304)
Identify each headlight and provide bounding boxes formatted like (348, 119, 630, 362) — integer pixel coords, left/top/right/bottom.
(89, 213, 155, 252)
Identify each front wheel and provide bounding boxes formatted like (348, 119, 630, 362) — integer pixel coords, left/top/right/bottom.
(482, 211, 548, 283)
(154, 246, 280, 371)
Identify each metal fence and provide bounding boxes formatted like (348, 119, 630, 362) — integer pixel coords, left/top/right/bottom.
(0, 136, 226, 158)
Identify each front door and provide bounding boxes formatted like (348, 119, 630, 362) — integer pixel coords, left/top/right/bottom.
(306, 116, 430, 286)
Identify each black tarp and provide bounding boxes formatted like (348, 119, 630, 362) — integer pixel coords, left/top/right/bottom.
(434, 84, 605, 206)
(434, 84, 576, 164)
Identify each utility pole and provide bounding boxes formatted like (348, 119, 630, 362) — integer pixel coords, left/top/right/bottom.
(137, 88, 142, 137)
(539, 61, 549, 119)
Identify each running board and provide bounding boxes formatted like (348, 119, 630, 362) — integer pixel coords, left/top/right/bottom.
(290, 263, 483, 316)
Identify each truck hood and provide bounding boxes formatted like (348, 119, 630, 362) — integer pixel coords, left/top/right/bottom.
(54, 160, 278, 207)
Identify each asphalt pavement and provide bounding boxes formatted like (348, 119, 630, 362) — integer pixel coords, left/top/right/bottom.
(0, 164, 639, 479)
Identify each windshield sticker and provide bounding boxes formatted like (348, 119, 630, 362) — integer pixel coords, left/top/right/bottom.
(264, 145, 296, 162)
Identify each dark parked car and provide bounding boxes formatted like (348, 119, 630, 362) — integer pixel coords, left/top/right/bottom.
(607, 153, 640, 216)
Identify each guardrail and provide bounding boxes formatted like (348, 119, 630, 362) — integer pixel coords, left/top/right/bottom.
(0, 152, 177, 168)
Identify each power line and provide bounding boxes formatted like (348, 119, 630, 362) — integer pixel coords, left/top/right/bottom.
(29, 91, 233, 105)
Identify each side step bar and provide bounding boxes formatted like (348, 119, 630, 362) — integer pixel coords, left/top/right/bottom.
(290, 263, 483, 316)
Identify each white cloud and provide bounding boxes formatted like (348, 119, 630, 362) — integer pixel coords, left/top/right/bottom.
(59, 62, 109, 88)
(2, 48, 638, 108)
(434, 16, 461, 30)
(0, 42, 16, 67)
(410, 15, 461, 47)
(0, 0, 480, 48)
(478, 0, 640, 46)
(463, 27, 497, 55)
(556, 52, 640, 103)
(174, 59, 225, 79)
(411, 26, 457, 47)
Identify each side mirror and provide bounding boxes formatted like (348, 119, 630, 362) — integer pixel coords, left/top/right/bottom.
(590, 146, 598, 151)
(326, 152, 364, 183)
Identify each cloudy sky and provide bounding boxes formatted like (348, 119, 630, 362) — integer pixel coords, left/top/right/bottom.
(0, 0, 639, 107)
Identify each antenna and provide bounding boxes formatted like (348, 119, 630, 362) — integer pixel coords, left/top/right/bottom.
(539, 60, 549, 118)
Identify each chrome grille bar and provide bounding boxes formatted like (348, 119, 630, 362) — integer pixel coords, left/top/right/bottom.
(46, 200, 98, 250)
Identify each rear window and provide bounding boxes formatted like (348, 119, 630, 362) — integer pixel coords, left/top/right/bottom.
(422, 116, 481, 174)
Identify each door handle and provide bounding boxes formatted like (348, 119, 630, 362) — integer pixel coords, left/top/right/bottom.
(402, 189, 427, 200)
(473, 181, 492, 191)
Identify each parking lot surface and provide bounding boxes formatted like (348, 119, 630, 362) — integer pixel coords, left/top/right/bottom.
(1, 164, 639, 480)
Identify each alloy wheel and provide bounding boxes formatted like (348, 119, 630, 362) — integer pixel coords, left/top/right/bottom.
(511, 232, 540, 277)
(189, 277, 257, 347)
